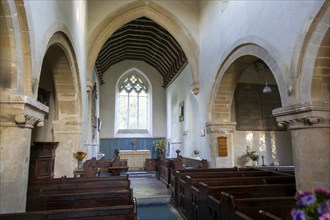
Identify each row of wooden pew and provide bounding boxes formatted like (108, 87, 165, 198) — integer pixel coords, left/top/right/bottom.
(170, 166, 296, 220)
(1, 175, 138, 220)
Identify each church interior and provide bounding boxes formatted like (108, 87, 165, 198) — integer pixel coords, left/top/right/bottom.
(0, 0, 329, 218)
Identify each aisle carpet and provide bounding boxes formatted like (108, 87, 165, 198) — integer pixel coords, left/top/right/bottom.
(137, 204, 178, 220)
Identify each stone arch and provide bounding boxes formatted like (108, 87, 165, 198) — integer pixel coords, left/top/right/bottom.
(296, 2, 329, 103)
(207, 43, 291, 168)
(209, 43, 287, 123)
(0, 0, 33, 97)
(88, 1, 199, 91)
(38, 31, 82, 177)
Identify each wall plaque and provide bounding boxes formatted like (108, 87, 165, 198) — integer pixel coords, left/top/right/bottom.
(218, 136, 228, 157)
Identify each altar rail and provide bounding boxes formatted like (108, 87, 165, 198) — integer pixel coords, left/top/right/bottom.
(100, 138, 164, 159)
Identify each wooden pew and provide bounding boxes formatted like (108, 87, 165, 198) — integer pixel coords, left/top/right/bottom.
(28, 179, 131, 196)
(199, 183, 295, 220)
(25, 174, 137, 219)
(27, 189, 133, 211)
(224, 192, 294, 220)
(172, 167, 246, 205)
(0, 205, 137, 220)
(28, 175, 129, 195)
(185, 175, 295, 220)
(176, 169, 276, 209)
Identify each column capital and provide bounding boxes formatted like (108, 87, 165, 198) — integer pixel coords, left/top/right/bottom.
(0, 95, 48, 128)
(273, 101, 330, 130)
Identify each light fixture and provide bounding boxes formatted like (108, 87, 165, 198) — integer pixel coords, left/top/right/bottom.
(263, 71, 272, 94)
(263, 83, 272, 93)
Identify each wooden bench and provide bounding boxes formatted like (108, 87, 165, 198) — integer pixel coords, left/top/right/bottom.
(172, 167, 248, 205)
(0, 205, 137, 220)
(24, 175, 137, 219)
(28, 175, 130, 195)
(157, 149, 208, 192)
(223, 192, 294, 220)
(185, 175, 295, 220)
(198, 183, 296, 220)
(174, 168, 271, 208)
(96, 159, 128, 173)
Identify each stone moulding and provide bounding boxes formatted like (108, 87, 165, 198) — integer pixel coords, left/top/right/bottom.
(273, 101, 330, 129)
(205, 122, 236, 134)
(0, 95, 49, 128)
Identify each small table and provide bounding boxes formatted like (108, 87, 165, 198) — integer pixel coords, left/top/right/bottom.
(73, 169, 84, 177)
(108, 166, 129, 176)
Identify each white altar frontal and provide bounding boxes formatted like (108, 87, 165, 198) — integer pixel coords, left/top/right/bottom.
(119, 150, 151, 170)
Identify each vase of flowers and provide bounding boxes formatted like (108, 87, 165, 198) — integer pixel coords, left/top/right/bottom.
(153, 138, 166, 156)
(73, 151, 87, 169)
(246, 146, 259, 167)
(291, 188, 330, 220)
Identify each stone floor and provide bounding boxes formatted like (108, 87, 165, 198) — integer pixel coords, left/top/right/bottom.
(129, 173, 184, 219)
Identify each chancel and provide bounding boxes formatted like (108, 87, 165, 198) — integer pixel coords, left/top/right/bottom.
(0, 1, 329, 219)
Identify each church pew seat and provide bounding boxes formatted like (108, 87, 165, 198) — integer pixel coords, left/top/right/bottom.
(0, 205, 137, 220)
(172, 167, 257, 205)
(184, 175, 295, 220)
(198, 184, 295, 220)
(225, 193, 294, 220)
(27, 189, 133, 211)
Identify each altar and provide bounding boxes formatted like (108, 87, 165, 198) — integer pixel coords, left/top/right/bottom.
(119, 150, 151, 170)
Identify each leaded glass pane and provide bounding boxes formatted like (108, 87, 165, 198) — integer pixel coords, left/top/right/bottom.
(129, 90, 138, 129)
(119, 91, 128, 129)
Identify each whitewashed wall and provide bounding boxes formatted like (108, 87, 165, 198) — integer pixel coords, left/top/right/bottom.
(25, 0, 88, 143)
(99, 60, 166, 138)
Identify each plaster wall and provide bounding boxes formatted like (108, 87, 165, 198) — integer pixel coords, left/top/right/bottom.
(166, 64, 204, 158)
(233, 131, 293, 167)
(25, 0, 88, 144)
(198, 1, 323, 122)
(99, 60, 166, 138)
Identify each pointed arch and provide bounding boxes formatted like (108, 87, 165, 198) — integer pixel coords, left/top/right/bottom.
(88, 1, 199, 90)
(294, 2, 329, 103)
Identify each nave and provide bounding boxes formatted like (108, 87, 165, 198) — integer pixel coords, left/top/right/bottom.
(129, 172, 183, 220)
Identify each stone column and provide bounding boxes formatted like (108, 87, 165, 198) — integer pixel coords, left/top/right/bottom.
(206, 122, 236, 168)
(0, 95, 48, 213)
(273, 101, 330, 191)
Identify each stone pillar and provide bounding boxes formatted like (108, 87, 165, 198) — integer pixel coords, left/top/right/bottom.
(273, 101, 330, 191)
(53, 121, 81, 178)
(206, 122, 236, 168)
(0, 95, 48, 213)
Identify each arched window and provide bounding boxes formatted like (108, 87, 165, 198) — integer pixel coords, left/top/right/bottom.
(116, 70, 151, 136)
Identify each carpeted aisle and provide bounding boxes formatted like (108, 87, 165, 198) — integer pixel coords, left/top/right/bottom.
(137, 204, 179, 220)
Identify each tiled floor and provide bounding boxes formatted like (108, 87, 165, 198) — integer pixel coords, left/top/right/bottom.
(129, 173, 184, 219)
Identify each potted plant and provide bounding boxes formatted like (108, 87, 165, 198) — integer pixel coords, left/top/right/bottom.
(153, 138, 166, 156)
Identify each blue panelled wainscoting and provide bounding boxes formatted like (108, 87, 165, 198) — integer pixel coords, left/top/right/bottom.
(100, 138, 164, 160)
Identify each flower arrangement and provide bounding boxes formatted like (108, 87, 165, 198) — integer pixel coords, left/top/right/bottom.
(246, 146, 259, 161)
(73, 151, 87, 161)
(291, 188, 330, 220)
(153, 138, 166, 152)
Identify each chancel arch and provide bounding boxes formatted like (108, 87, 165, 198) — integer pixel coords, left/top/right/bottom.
(208, 44, 293, 169)
(87, 1, 199, 92)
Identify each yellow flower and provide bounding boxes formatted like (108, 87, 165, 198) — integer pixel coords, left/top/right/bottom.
(73, 151, 87, 161)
